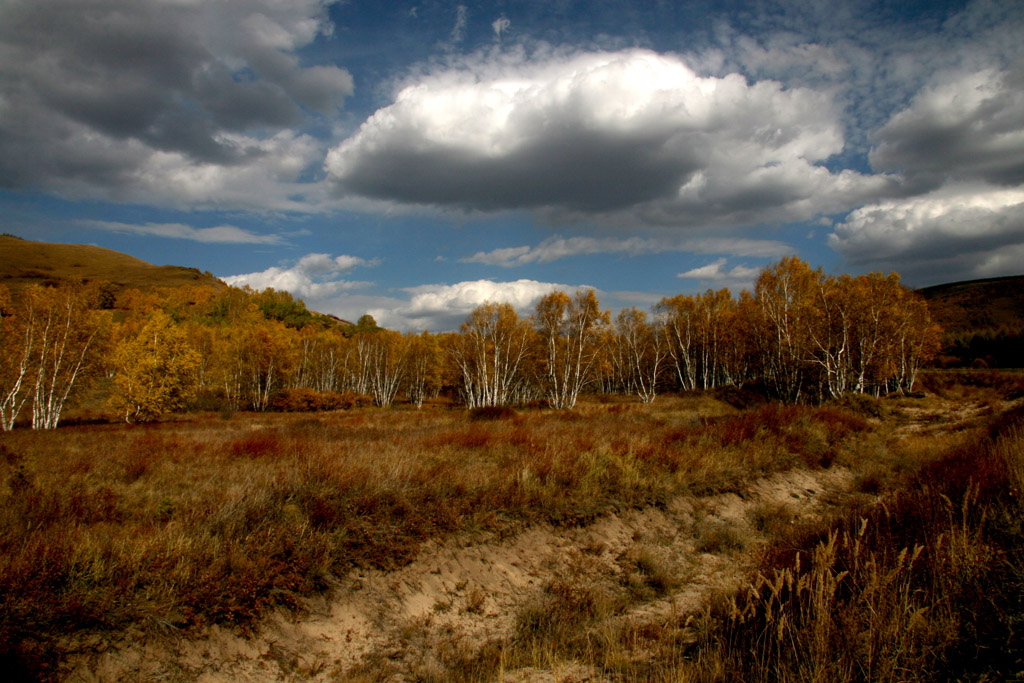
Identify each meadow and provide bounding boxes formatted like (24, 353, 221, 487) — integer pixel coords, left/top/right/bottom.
(2, 371, 1023, 681)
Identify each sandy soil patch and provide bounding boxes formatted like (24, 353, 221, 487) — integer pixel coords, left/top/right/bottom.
(62, 464, 855, 682)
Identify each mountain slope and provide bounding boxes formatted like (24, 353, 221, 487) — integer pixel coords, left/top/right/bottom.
(0, 234, 224, 295)
(918, 274, 1024, 368)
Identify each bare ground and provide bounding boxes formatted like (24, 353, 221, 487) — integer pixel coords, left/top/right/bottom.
(61, 465, 855, 682)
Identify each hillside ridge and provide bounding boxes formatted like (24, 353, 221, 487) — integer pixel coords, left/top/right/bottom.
(0, 234, 225, 295)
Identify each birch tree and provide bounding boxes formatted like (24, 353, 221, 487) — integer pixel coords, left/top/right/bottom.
(364, 330, 408, 408)
(25, 284, 109, 429)
(448, 302, 534, 408)
(614, 307, 666, 403)
(240, 320, 297, 411)
(534, 289, 609, 409)
(109, 310, 200, 422)
(754, 257, 818, 402)
(405, 331, 441, 409)
(0, 286, 34, 430)
(806, 273, 854, 400)
(658, 293, 699, 391)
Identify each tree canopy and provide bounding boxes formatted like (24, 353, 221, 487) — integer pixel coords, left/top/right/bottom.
(0, 258, 943, 427)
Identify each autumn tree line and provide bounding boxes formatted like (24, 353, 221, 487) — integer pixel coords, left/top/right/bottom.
(0, 257, 940, 429)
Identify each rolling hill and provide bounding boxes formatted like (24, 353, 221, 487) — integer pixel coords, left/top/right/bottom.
(0, 233, 224, 297)
(0, 234, 361, 327)
(918, 274, 1024, 368)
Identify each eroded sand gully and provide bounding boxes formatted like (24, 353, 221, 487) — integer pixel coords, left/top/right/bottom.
(64, 464, 856, 682)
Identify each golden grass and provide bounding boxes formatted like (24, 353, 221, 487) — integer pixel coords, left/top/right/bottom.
(0, 394, 877, 678)
(0, 235, 223, 296)
(497, 402, 1024, 683)
(8, 390, 1021, 681)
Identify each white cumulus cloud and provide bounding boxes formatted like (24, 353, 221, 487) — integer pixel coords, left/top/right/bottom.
(325, 48, 892, 228)
(368, 278, 584, 331)
(829, 184, 1024, 284)
(222, 252, 377, 299)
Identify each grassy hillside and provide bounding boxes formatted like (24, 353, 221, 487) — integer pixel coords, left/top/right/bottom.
(919, 274, 1024, 368)
(0, 234, 224, 298)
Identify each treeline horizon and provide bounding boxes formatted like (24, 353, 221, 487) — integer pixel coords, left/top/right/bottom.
(0, 256, 940, 428)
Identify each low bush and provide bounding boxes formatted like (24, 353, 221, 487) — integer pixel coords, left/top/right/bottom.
(467, 405, 517, 421)
(918, 368, 1024, 400)
(267, 389, 372, 412)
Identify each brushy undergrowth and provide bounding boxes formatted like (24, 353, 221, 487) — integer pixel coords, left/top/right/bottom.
(499, 400, 1024, 683)
(0, 395, 873, 679)
(683, 411, 1024, 683)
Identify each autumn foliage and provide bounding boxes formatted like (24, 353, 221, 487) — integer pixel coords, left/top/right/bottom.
(0, 257, 941, 428)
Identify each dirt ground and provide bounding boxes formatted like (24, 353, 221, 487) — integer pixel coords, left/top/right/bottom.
(60, 465, 855, 682)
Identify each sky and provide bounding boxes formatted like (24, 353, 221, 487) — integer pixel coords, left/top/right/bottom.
(1, 0, 1022, 331)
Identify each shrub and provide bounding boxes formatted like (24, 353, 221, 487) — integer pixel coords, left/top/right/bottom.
(713, 381, 771, 409)
(468, 405, 517, 421)
(831, 392, 890, 418)
(268, 388, 322, 412)
(268, 389, 372, 412)
(228, 432, 282, 458)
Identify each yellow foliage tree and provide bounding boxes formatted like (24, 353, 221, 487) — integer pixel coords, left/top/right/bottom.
(109, 310, 200, 423)
(405, 331, 442, 408)
(534, 289, 609, 409)
(449, 302, 535, 408)
(26, 284, 110, 429)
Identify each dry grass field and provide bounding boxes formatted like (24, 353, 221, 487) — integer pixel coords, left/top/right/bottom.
(0, 235, 223, 297)
(2, 372, 1023, 681)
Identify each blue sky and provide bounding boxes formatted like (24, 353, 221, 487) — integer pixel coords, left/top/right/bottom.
(1, 0, 1022, 330)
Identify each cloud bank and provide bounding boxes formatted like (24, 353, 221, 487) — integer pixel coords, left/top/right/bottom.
(325, 48, 892, 228)
(0, 0, 350, 209)
(870, 66, 1024, 191)
(461, 234, 790, 266)
(830, 62, 1024, 284)
(829, 184, 1024, 284)
(83, 221, 284, 245)
(222, 253, 376, 299)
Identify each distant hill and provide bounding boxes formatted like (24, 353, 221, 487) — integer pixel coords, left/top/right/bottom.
(918, 274, 1024, 368)
(0, 235, 359, 328)
(0, 234, 224, 297)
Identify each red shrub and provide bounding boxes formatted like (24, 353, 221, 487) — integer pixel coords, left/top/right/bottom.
(268, 389, 372, 412)
(809, 407, 869, 440)
(229, 432, 282, 458)
(469, 406, 517, 421)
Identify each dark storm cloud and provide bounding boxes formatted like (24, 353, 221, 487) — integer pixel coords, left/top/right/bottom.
(0, 0, 351, 205)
